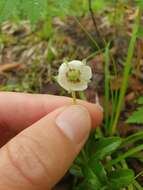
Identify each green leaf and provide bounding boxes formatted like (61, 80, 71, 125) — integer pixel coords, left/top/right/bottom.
(70, 164, 83, 177)
(85, 132, 97, 156)
(75, 180, 96, 190)
(127, 96, 143, 124)
(108, 169, 135, 189)
(89, 161, 108, 184)
(122, 131, 143, 147)
(90, 137, 122, 161)
(127, 107, 143, 124)
(82, 166, 101, 189)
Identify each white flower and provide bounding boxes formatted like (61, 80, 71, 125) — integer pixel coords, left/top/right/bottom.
(57, 60, 92, 92)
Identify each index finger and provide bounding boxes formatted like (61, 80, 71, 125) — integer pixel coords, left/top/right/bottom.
(0, 92, 103, 132)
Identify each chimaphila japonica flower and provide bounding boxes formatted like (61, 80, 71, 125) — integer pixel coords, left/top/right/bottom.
(57, 60, 92, 103)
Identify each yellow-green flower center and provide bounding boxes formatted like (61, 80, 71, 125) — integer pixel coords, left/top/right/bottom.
(66, 68, 80, 83)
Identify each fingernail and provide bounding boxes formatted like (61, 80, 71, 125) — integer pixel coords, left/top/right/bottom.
(56, 105, 91, 144)
(95, 102, 103, 112)
(95, 94, 103, 112)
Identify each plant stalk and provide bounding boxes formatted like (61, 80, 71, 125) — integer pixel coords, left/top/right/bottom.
(111, 8, 141, 135)
(72, 91, 77, 104)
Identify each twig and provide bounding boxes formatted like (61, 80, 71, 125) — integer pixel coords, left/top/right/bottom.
(74, 16, 100, 50)
(88, 0, 104, 46)
(0, 63, 21, 73)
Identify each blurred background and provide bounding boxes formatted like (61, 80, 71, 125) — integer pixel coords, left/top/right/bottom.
(0, 1, 143, 190)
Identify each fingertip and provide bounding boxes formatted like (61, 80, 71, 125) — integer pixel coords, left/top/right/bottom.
(44, 95, 103, 128)
(80, 101, 103, 128)
(93, 103, 103, 127)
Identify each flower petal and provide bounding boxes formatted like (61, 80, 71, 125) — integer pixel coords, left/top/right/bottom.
(57, 60, 92, 92)
(68, 81, 88, 91)
(80, 65, 92, 81)
(58, 63, 68, 74)
(57, 73, 70, 91)
(68, 60, 83, 69)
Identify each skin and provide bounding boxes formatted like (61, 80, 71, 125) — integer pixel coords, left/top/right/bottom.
(0, 92, 103, 190)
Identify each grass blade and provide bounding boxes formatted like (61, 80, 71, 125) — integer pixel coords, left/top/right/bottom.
(111, 8, 141, 135)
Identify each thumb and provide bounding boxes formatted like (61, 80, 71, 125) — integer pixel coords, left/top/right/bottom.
(0, 105, 92, 190)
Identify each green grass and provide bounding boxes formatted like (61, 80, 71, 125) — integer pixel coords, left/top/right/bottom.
(111, 7, 141, 135)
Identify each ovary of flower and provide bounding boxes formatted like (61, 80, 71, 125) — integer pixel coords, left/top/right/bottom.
(57, 60, 92, 92)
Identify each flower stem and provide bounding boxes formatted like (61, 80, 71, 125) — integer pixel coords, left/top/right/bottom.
(72, 91, 77, 104)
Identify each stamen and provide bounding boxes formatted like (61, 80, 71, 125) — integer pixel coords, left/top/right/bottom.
(66, 68, 81, 83)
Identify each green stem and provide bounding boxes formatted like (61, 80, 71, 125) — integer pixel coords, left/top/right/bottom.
(133, 180, 143, 190)
(84, 48, 104, 61)
(135, 170, 143, 180)
(104, 43, 110, 132)
(106, 144, 143, 168)
(72, 91, 77, 104)
(121, 131, 143, 147)
(111, 8, 141, 135)
(74, 16, 100, 50)
(109, 56, 118, 131)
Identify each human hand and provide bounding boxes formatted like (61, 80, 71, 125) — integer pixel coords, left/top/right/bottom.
(0, 92, 103, 190)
